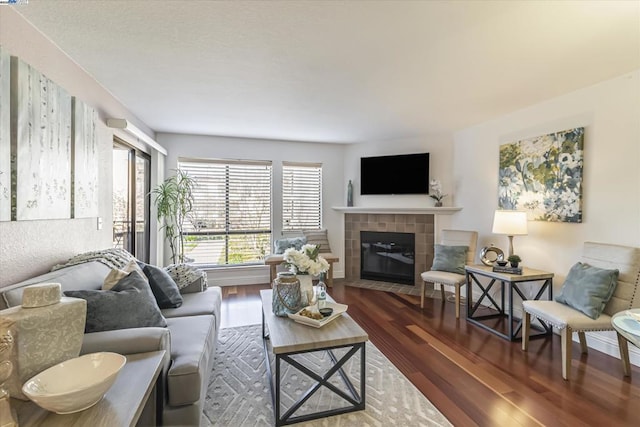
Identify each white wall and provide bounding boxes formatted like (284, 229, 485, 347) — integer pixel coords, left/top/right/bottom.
(0, 9, 157, 286)
(452, 70, 640, 365)
(157, 133, 346, 284)
(344, 134, 456, 209)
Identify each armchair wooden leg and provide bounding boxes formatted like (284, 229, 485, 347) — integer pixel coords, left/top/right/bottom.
(522, 312, 530, 351)
(420, 281, 425, 309)
(617, 333, 631, 377)
(561, 328, 572, 380)
(578, 332, 588, 354)
(440, 283, 445, 301)
(454, 285, 460, 319)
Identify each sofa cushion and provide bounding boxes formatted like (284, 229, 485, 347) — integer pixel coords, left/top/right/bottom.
(166, 315, 217, 406)
(65, 271, 167, 333)
(143, 264, 183, 308)
(161, 286, 221, 319)
(2, 262, 111, 308)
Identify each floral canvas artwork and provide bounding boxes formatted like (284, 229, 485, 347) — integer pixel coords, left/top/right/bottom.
(498, 127, 584, 223)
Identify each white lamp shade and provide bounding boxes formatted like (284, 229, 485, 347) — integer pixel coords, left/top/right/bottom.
(492, 210, 528, 236)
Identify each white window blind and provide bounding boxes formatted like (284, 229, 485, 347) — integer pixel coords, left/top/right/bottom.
(282, 162, 322, 231)
(178, 158, 272, 266)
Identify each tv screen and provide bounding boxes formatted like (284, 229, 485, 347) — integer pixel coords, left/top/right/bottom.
(360, 153, 430, 195)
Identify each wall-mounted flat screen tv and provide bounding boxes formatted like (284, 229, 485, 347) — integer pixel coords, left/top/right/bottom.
(360, 153, 430, 195)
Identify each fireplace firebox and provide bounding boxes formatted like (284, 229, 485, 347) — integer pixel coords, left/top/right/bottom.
(360, 231, 415, 285)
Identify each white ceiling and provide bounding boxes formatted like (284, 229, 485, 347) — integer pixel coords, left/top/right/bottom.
(15, 1, 640, 144)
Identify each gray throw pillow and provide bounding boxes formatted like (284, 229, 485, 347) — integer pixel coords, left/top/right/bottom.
(431, 244, 469, 275)
(555, 262, 619, 320)
(143, 264, 183, 308)
(64, 271, 167, 333)
(274, 236, 307, 254)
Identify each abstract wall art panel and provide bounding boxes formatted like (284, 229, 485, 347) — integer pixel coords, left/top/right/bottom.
(72, 97, 98, 218)
(498, 127, 584, 223)
(13, 57, 72, 220)
(0, 47, 10, 221)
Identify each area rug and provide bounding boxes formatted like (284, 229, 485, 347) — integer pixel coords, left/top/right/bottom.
(203, 324, 451, 427)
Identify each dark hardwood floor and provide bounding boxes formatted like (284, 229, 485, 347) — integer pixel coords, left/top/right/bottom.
(220, 280, 640, 426)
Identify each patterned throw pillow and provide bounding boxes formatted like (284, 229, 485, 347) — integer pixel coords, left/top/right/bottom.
(302, 229, 332, 253)
(273, 236, 307, 254)
(165, 263, 208, 291)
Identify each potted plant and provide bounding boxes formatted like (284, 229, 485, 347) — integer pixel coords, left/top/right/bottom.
(507, 254, 521, 268)
(152, 169, 196, 264)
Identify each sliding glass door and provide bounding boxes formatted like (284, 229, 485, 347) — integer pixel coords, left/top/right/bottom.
(112, 140, 150, 262)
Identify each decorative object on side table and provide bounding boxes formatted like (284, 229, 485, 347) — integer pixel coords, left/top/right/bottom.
(0, 283, 87, 400)
(493, 255, 523, 274)
(0, 318, 18, 427)
(429, 179, 447, 207)
(480, 244, 505, 266)
(283, 244, 330, 306)
(507, 254, 521, 268)
(21, 352, 126, 414)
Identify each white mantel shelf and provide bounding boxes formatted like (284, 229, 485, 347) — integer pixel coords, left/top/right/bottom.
(331, 206, 462, 215)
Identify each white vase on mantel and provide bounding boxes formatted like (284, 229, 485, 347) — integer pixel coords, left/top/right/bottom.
(296, 274, 315, 307)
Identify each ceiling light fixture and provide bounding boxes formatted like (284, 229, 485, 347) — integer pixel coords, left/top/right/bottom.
(106, 118, 167, 155)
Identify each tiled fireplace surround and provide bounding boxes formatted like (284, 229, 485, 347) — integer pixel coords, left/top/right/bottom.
(345, 213, 435, 285)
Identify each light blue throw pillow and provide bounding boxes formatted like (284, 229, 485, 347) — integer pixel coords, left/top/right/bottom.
(555, 262, 619, 320)
(431, 244, 469, 275)
(274, 236, 307, 254)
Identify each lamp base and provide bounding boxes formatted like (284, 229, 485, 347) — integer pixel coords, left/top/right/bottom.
(507, 235, 514, 257)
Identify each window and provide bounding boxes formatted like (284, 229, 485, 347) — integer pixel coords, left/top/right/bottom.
(112, 140, 150, 262)
(282, 162, 322, 231)
(178, 158, 272, 266)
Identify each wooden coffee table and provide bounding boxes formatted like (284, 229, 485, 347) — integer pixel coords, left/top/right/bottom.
(260, 289, 368, 426)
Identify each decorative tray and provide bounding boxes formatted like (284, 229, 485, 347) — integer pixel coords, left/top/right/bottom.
(288, 302, 348, 328)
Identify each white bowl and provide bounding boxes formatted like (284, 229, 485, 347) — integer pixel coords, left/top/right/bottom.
(22, 352, 126, 414)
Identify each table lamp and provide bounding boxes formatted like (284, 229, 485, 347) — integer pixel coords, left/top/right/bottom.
(492, 210, 528, 256)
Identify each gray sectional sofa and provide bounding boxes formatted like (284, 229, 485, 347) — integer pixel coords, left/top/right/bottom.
(0, 261, 222, 426)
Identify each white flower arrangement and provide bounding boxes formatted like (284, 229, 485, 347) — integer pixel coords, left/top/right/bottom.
(283, 244, 330, 276)
(429, 179, 447, 203)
